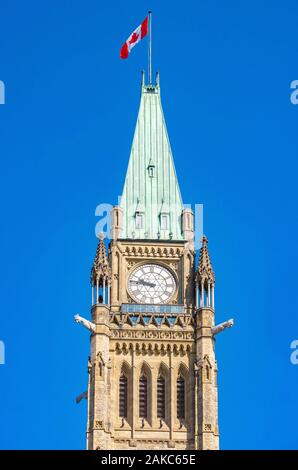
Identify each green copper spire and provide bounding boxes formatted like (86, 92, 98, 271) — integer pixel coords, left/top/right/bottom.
(120, 73, 185, 241)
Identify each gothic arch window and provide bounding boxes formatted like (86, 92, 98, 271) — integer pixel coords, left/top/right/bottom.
(160, 213, 169, 230)
(119, 372, 128, 418)
(139, 373, 148, 418)
(177, 375, 185, 420)
(135, 212, 144, 229)
(203, 355, 212, 383)
(157, 374, 165, 419)
(148, 164, 155, 177)
(98, 362, 103, 377)
(206, 365, 210, 381)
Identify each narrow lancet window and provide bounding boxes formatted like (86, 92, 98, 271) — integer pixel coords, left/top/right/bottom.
(157, 375, 165, 419)
(177, 376, 185, 420)
(119, 373, 128, 418)
(139, 374, 148, 418)
(160, 213, 169, 230)
(148, 164, 155, 177)
(135, 212, 144, 229)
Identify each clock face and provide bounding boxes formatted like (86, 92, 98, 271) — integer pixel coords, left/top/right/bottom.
(127, 263, 176, 304)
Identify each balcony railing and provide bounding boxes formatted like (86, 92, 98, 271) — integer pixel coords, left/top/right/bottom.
(121, 303, 184, 314)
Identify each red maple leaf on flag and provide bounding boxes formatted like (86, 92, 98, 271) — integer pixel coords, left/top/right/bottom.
(120, 16, 148, 59)
(129, 32, 139, 45)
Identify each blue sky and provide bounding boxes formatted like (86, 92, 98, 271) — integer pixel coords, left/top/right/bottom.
(0, 0, 298, 449)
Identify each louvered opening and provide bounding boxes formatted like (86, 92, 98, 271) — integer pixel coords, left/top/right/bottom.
(119, 374, 128, 418)
(157, 376, 165, 419)
(139, 375, 148, 418)
(177, 376, 185, 420)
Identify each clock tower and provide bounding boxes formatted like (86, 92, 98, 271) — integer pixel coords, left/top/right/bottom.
(78, 72, 232, 450)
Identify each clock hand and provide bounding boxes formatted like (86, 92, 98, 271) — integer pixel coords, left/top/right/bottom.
(129, 279, 156, 288)
(138, 279, 156, 288)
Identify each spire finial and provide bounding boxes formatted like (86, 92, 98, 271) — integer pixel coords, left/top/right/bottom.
(91, 234, 111, 286)
(197, 235, 215, 286)
(201, 235, 208, 246)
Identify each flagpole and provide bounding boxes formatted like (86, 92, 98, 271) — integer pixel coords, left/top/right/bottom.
(148, 10, 152, 84)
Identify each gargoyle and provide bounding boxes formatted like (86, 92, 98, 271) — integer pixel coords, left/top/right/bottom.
(75, 391, 88, 404)
(74, 314, 96, 333)
(211, 318, 234, 336)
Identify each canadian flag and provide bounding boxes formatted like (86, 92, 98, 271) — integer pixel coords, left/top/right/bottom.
(120, 17, 148, 59)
